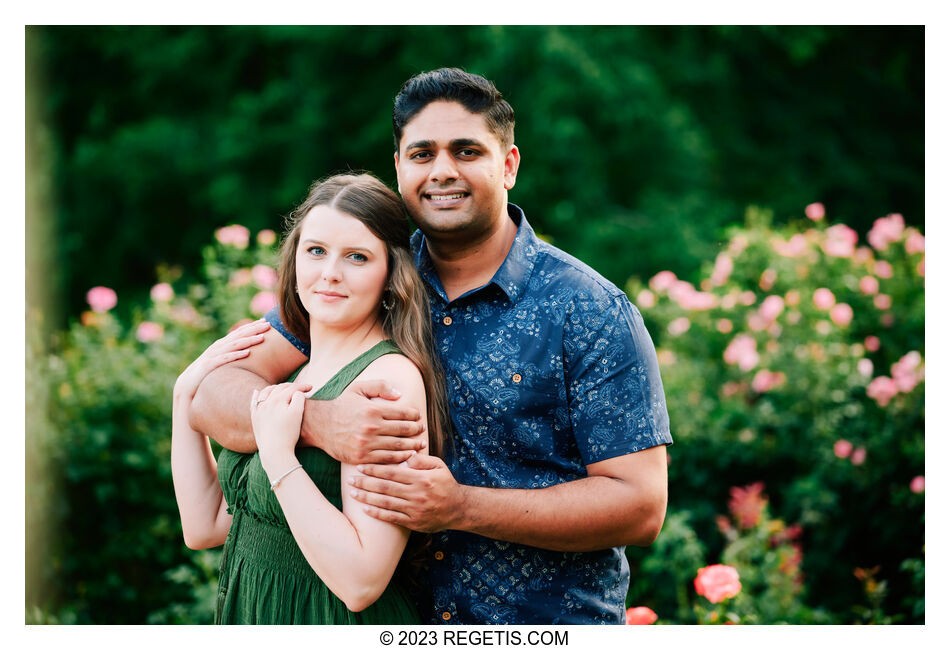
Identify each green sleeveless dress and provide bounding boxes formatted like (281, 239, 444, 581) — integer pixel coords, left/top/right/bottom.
(214, 340, 421, 624)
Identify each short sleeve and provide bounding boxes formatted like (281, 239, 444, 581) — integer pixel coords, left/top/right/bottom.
(264, 307, 311, 358)
(564, 294, 671, 465)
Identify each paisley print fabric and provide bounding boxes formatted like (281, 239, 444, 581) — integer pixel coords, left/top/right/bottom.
(264, 203, 671, 624)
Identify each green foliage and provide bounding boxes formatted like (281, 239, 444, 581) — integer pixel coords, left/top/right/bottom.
(26, 26, 922, 326)
(26, 232, 278, 623)
(626, 207, 924, 623)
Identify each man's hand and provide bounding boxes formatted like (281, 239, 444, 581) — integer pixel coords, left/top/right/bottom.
(348, 454, 465, 533)
(304, 379, 427, 466)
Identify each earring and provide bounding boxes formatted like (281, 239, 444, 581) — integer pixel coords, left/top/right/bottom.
(381, 289, 394, 311)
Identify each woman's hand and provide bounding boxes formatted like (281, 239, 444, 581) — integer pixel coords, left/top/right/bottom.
(251, 382, 313, 476)
(173, 319, 271, 400)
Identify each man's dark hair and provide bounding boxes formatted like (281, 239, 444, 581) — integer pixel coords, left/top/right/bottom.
(393, 67, 515, 151)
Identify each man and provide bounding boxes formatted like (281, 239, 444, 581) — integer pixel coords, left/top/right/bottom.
(191, 68, 671, 624)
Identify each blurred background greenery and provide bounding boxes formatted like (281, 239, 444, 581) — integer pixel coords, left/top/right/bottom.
(25, 25, 924, 624)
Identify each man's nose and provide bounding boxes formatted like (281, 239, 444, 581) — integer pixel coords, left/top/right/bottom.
(429, 151, 459, 184)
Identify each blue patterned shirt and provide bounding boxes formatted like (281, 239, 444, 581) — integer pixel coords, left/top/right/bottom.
(264, 204, 671, 624)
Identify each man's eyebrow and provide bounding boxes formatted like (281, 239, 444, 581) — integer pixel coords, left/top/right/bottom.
(451, 138, 486, 149)
(403, 138, 488, 151)
(404, 139, 435, 151)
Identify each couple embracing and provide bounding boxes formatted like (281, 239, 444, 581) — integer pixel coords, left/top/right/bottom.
(171, 68, 672, 625)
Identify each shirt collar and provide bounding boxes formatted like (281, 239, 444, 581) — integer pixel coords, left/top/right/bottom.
(411, 203, 539, 305)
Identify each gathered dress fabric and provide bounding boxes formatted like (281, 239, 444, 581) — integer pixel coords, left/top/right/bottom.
(214, 340, 421, 624)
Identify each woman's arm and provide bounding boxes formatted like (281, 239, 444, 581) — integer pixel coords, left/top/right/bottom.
(252, 354, 428, 612)
(171, 319, 278, 549)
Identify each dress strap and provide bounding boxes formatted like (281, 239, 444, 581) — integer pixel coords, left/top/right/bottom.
(289, 340, 402, 401)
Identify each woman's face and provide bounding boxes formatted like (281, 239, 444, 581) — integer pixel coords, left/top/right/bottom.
(295, 205, 389, 331)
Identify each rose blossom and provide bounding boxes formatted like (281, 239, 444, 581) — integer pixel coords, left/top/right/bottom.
(867, 213, 905, 251)
(136, 321, 164, 343)
(891, 351, 923, 393)
(874, 294, 892, 310)
(903, 228, 924, 255)
(636, 289, 656, 309)
(851, 447, 867, 466)
(150, 282, 174, 302)
(250, 291, 278, 316)
(867, 376, 898, 406)
(910, 476, 925, 493)
(717, 319, 733, 334)
(874, 260, 893, 279)
(759, 295, 784, 322)
(649, 270, 677, 292)
(859, 276, 879, 295)
(813, 288, 835, 310)
(830, 303, 853, 326)
(251, 264, 278, 290)
(215, 224, 250, 249)
(86, 286, 117, 313)
(751, 369, 786, 393)
(257, 229, 277, 246)
(739, 291, 756, 306)
(805, 202, 825, 221)
(625, 606, 658, 625)
(823, 224, 858, 257)
(229, 268, 253, 287)
(834, 439, 853, 459)
(857, 358, 873, 377)
(759, 268, 777, 291)
(694, 564, 742, 603)
(772, 233, 809, 257)
(724, 334, 759, 371)
(784, 289, 801, 306)
(668, 317, 690, 337)
(864, 336, 880, 352)
(710, 253, 734, 286)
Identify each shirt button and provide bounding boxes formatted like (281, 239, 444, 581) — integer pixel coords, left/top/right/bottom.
(434, 551, 444, 560)
(442, 611, 452, 621)
(443, 316, 453, 326)
(512, 373, 522, 383)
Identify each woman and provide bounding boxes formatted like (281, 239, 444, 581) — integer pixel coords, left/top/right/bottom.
(171, 173, 449, 624)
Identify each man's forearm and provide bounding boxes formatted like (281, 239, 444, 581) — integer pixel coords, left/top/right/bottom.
(452, 475, 666, 552)
(190, 366, 268, 453)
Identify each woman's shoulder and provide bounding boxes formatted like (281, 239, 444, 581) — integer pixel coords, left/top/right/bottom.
(357, 349, 425, 397)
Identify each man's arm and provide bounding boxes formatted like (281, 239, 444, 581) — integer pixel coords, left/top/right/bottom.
(350, 445, 668, 551)
(190, 320, 427, 462)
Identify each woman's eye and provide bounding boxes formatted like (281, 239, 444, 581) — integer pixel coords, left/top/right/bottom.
(307, 246, 325, 256)
(348, 253, 368, 263)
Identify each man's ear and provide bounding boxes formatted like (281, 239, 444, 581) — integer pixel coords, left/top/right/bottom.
(394, 151, 402, 195)
(503, 145, 520, 191)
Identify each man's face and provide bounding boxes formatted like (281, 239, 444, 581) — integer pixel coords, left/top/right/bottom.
(394, 100, 519, 242)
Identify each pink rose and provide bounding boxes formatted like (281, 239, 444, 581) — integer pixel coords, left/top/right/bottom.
(758, 268, 777, 291)
(724, 334, 759, 371)
(917, 258, 925, 277)
(867, 376, 898, 406)
(751, 369, 786, 393)
(850, 447, 867, 466)
(229, 268, 252, 287)
(891, 351, 923, 393)
(215, 224, 250, 249)
(625, 606, 658, 625)
(805, 202, 825, 221)
(874, 260, 893, 279)
(717, 319, 733, 334)
(694, 564, 742, 603)
(250, 291, 278, 316)
(759, 295, 785, 322)
(637, 289, 656, 309)
(904, 229, 925, 255)
(874, 294, 892, 310)
(830, 303, 853, 326)
(257, 229, 277, 246)
(857, 358, 873, 377)
(150, 282, 174, 302)
(710, 254, 734, 287)
(739, 291, 756, 306)
(649, 270, 677, 292)
(859, 276, 879, 295)
(853, 246, 874, 264)
(136, 321, 164, 343)
(667, 317, 690, 337)
(784, 290, 801, 306)
(772, 233, 809, 258)
(251, 264, 278, 290)
(834, 439, 853, 459)
(867, 213, 905, 251)
(813, 288, 835, 310)
(86, 286, 117, 313)
(823, 224, 858, 257)
(864, 336, 880, 352)
(909, 476, 925, 493)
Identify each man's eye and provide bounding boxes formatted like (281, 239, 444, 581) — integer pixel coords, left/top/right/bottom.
(410, 151, 432, 161)
(458, 149, 479, 157)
